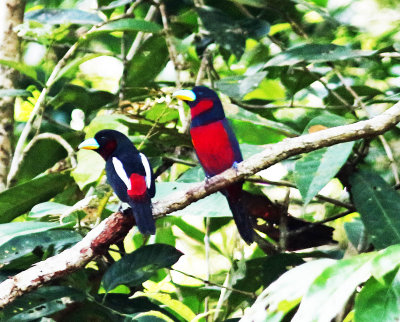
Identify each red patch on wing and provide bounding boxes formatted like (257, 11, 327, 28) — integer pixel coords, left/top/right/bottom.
(190, 121, 235, 176)
(191, 100, 214, 118)
(127, 173, 147, 200)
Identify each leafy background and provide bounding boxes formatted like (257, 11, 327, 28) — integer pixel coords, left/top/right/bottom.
(1, 0, 400, 320)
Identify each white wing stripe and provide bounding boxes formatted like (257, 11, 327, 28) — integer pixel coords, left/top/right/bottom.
(112, 157, 131, 190)
(140, 153, 152, 189)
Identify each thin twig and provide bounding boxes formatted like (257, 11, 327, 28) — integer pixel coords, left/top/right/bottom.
(22, 133, 77, 168)
(171, 268, 256, 298)
(126, 5, 158, 61)
(247, 177, 354, 210)
(331, 64, 400, 184)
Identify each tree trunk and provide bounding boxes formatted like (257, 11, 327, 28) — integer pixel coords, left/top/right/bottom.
(0, 0, 25, 191)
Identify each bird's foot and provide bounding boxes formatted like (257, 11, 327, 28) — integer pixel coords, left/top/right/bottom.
(232, 161, 240, 174)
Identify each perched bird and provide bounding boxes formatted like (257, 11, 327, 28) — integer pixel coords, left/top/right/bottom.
(174, 86, 254, 244)
(79, 129, 156, 235)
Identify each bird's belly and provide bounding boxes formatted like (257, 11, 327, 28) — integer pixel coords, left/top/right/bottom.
(191, 122, 236, 176)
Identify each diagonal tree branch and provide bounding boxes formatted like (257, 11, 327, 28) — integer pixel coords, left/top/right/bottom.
(0, 100, 400, 308)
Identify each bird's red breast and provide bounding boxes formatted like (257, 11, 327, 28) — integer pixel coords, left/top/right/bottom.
(127, 173, 147, 200)
(190, 121, 235, 176)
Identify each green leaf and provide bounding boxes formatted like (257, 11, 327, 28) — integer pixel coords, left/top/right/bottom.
(344, 218, 368, 249)
(0, 59, 42, 84)
(354, 271, 400, 322)
(28, 202, 72, 219)
(0, 89, 31, 98)
(92, 18, 162, 34)
(229, 254, 305, 311)
(280, 68, 322, 96)
(0, 173, 73, 223)
(102, 244, 183, 291)
(2, 286, 85, 321)
(99, 0, 134, 10)
(292, 253, 374, 322)
(349, 170, 400, 249)
(196, 6, 269, 58)
(154, 182, 231, 217)
(294, 114, 354, 204)
(0, 229, 81, 266)
(125, 35, 169, 91)
(266, 44, 376, 67)
(25, 9, 103, 25)
(172, 217, 221, 253)
(215, 72, 267, 100)
(49, 84, 115, 113)
(53, 53, 105, 83)
(226, 105, 300, 138)
(16, 133, 81, 183)
(0, 221, 69, 246)
(295, 142, 354, 204)
(243, 259, 335, 321)
(324, 85, 382, 106)
(72, 150, 105, 189)
(370, 244, 400, 283)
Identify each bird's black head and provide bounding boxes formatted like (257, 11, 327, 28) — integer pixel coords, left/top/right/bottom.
(173, 86, 225, 125)
(79, 129, 136, 160)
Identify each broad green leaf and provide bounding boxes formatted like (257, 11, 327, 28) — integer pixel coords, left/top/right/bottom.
(242, 259, 335, 321)
(92, 18, 162, 34)
(28, 202, 71, 219)
(292, 253, 374, 322)
(354, 271, 400, 322)
(0, 89, 31, 97)
(344, 218, 368, 249)
(125, 35, 169, 91)
(196, 6, 269, 58)
(154, 182, 231, 217)
(172, 217, 221, 253)
(215, 72, 267, 100)
(25, 9, 103, 25)
(370, 244, 400, 283)
(0, 173, 73, 223)
(16, 132, 82, 183)
(2, 286, 85, 321)
(265, 44, 376, 67)
(72, 150, 105, 189)
(49, 84, 115, 113)
(280, 68, 322, 96)
(324, 85, 382, 106)
(0, 221, 69, 246)
(226, 105, 300, 138)
(0, 59, 42, 84)
(133, 292, 196, 322)
(0, 229, 81, 266)
(102, 244, 183, 291)
(228, 0, 268, 8)
(294, 114, 354, 204)
(99, 0, 134, 10)
(229, 254, 305, 312)
(349, 170, 400, 249)
(295, 142, 354, 204)
(53, 53, 105, 83)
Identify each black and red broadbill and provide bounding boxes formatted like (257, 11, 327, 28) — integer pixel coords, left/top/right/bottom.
(79, 129, 156, 235)
(174, 86, 254, 244)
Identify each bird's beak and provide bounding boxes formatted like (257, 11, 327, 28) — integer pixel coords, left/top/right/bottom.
(78, 138, 100, 150)
(173, 89, 196, 102)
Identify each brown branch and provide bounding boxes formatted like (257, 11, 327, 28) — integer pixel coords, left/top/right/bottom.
(0, 101, 400, 307)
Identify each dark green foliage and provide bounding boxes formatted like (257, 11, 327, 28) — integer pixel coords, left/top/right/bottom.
(1, 0, 400, 320)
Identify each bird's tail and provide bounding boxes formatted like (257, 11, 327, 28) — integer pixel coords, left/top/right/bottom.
(225, 185, 254, 244)
(128, 199, 156, 235)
